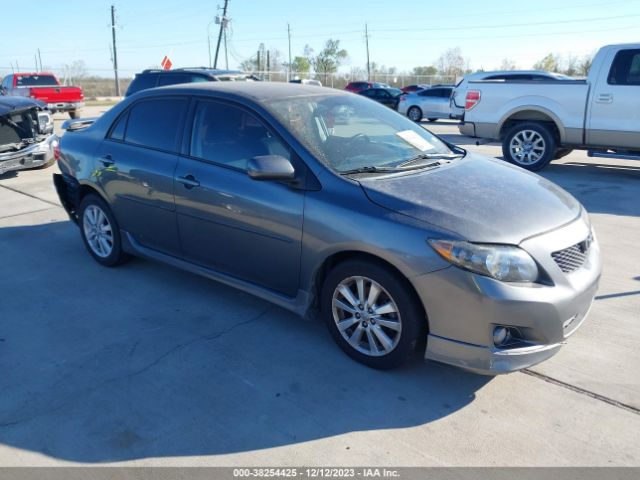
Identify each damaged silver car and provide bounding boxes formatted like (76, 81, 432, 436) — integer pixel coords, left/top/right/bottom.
(0, 97, 58, 175)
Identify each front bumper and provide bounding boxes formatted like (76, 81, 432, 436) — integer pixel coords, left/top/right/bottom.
(0, 135, 58, 175)
(415, 217, 601, 374)
(47, 101, 84, 112)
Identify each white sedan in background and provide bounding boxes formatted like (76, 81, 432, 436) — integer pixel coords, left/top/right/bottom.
(397, 86, 454, 122)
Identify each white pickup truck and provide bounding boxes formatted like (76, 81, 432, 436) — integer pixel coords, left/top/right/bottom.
(459, 43, 640, 170)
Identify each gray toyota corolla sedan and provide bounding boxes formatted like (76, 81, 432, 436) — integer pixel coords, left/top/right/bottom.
(53, 82, 601, 374)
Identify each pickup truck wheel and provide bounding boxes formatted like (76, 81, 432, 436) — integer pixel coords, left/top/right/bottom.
(321, 259, 427, 370)
(503, 122, 556, 171)
(554, 148, 573, 160)
(407, 106, 422, 122)
(69, 110, 80, 119)
(79, 194, 130, 267)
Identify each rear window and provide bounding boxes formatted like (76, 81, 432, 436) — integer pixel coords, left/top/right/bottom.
(15, 75, 58, 87)
(608, 49, 640, 85)
(124, 98, 187, 152)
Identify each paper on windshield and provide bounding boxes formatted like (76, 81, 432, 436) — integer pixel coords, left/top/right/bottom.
(396, 130, 433, 151)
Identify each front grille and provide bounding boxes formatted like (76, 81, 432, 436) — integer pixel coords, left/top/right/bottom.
(552, 236, 591, 273)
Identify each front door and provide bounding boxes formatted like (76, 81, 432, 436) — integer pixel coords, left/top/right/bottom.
(174, 99, 305, 297)
(587, 48, 640, 148)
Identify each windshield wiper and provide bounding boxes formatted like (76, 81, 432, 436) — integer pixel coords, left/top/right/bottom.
(398, 152, 463, 168)
(339, 165, 403, 175)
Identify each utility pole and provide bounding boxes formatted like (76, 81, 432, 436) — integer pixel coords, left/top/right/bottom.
(365, 23, 371, 82)
(266, 50, 270, 81)
(213, 0, 229, 69)
(111, 5, 120, 96)
(37, 48, 43, 71)
(287, 23, 292, 81)
(35, 54, 38, 72)
(224, 28, 228, 69)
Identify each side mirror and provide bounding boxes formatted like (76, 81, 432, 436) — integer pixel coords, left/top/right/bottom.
(247, 155, 295, 181)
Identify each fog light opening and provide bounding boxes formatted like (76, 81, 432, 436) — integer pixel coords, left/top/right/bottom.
(493, 326, 512, 347)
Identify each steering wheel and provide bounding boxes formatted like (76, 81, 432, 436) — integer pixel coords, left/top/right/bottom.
(345, 133, 370, 145)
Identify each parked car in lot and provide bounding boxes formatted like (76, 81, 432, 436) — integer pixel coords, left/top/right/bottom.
(357, 87, 403, 109)
(290, 78, 322, 86)
(54, 82, 600, 374)
(459, 43, 640, 170)
(450, 70, 573, 120)
(0, 97, 58, 175)
(401, 84, 430, 94)
(397, 86, 454, 122)
(1, 72, 84, 119)
(345, 81, 390, 93)
(125, 68, 256, 97)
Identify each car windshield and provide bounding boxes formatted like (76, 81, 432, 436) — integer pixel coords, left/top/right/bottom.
(265, 93, 456, 173)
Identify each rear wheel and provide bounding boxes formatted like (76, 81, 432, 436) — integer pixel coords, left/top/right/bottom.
(321, 259, 426, 369)
(407, 106, 422, 122)
(502, 122, 556, 171)
(427, 118, 438, 122)
(69, 109, 80, 119)
(79, 194, 129, 267)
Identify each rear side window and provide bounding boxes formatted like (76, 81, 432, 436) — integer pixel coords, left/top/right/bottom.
(127, 74, 159, 95)
(124, 98, 187, 152)
(108, 113, 128, 141)
(608, 49, 640, 85)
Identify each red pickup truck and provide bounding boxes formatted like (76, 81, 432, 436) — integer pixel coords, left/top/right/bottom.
(0, 72, 84, 118)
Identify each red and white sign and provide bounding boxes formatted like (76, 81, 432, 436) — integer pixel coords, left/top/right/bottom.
(160, 55, 173, 70)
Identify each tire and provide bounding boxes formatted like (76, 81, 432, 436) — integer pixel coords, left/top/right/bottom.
(502, 122, 556, 171)
(427, 118, 438, 122)
(78, 193, 130, 267)
(321, 259, 427, 369)
(407, 106, 422, 122)
(553, 148, 573, 160)
(69, 110, 79, 119)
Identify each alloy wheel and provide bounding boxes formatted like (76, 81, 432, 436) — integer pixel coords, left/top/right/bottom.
(332, 276, 402, 357)
(83, 205, 114, 258)
(509, 129, 546, 165)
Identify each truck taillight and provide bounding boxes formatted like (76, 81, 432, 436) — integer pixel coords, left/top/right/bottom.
(465, 90, 480, 110)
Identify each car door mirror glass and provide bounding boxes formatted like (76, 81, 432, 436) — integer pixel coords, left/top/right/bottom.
(247, 155, 296, 180)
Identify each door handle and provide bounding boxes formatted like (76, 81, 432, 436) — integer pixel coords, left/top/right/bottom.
(595, 93, 613, 104)
(177, 175, 200, 189)
(100, 154, 114, 166)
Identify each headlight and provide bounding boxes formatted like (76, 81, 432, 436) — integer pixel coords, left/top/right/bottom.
(428, 239, 539, 283)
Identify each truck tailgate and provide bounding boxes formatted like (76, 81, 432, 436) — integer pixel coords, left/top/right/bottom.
(30, 86, 83, 103)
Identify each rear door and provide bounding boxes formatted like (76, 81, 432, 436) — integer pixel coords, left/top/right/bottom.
(587, 48, 640, 148)
(96, 96, 188, 255)
(174, 99, 305, 296)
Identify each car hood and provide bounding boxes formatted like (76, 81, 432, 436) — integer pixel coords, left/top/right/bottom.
(358, 153, 581, 244)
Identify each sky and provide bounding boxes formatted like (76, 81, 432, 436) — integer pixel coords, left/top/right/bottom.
(1, 0, 639, 78)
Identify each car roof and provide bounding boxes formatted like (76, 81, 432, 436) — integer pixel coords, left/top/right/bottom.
(138, 81, 346, 102)
(139, 68, 245, 76)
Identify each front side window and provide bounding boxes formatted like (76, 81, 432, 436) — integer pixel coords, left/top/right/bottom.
(124, 98, 187, 152)
(266, 92, 455, 173)
(608, 49, 640, 85)
(190, 101, 289, 171)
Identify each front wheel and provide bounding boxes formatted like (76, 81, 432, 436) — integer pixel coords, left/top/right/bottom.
(79, 194, 130, 267)
(407, 106, 422, 122)
(321, 259, 426, 369)
(502, 122, 556, 171)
